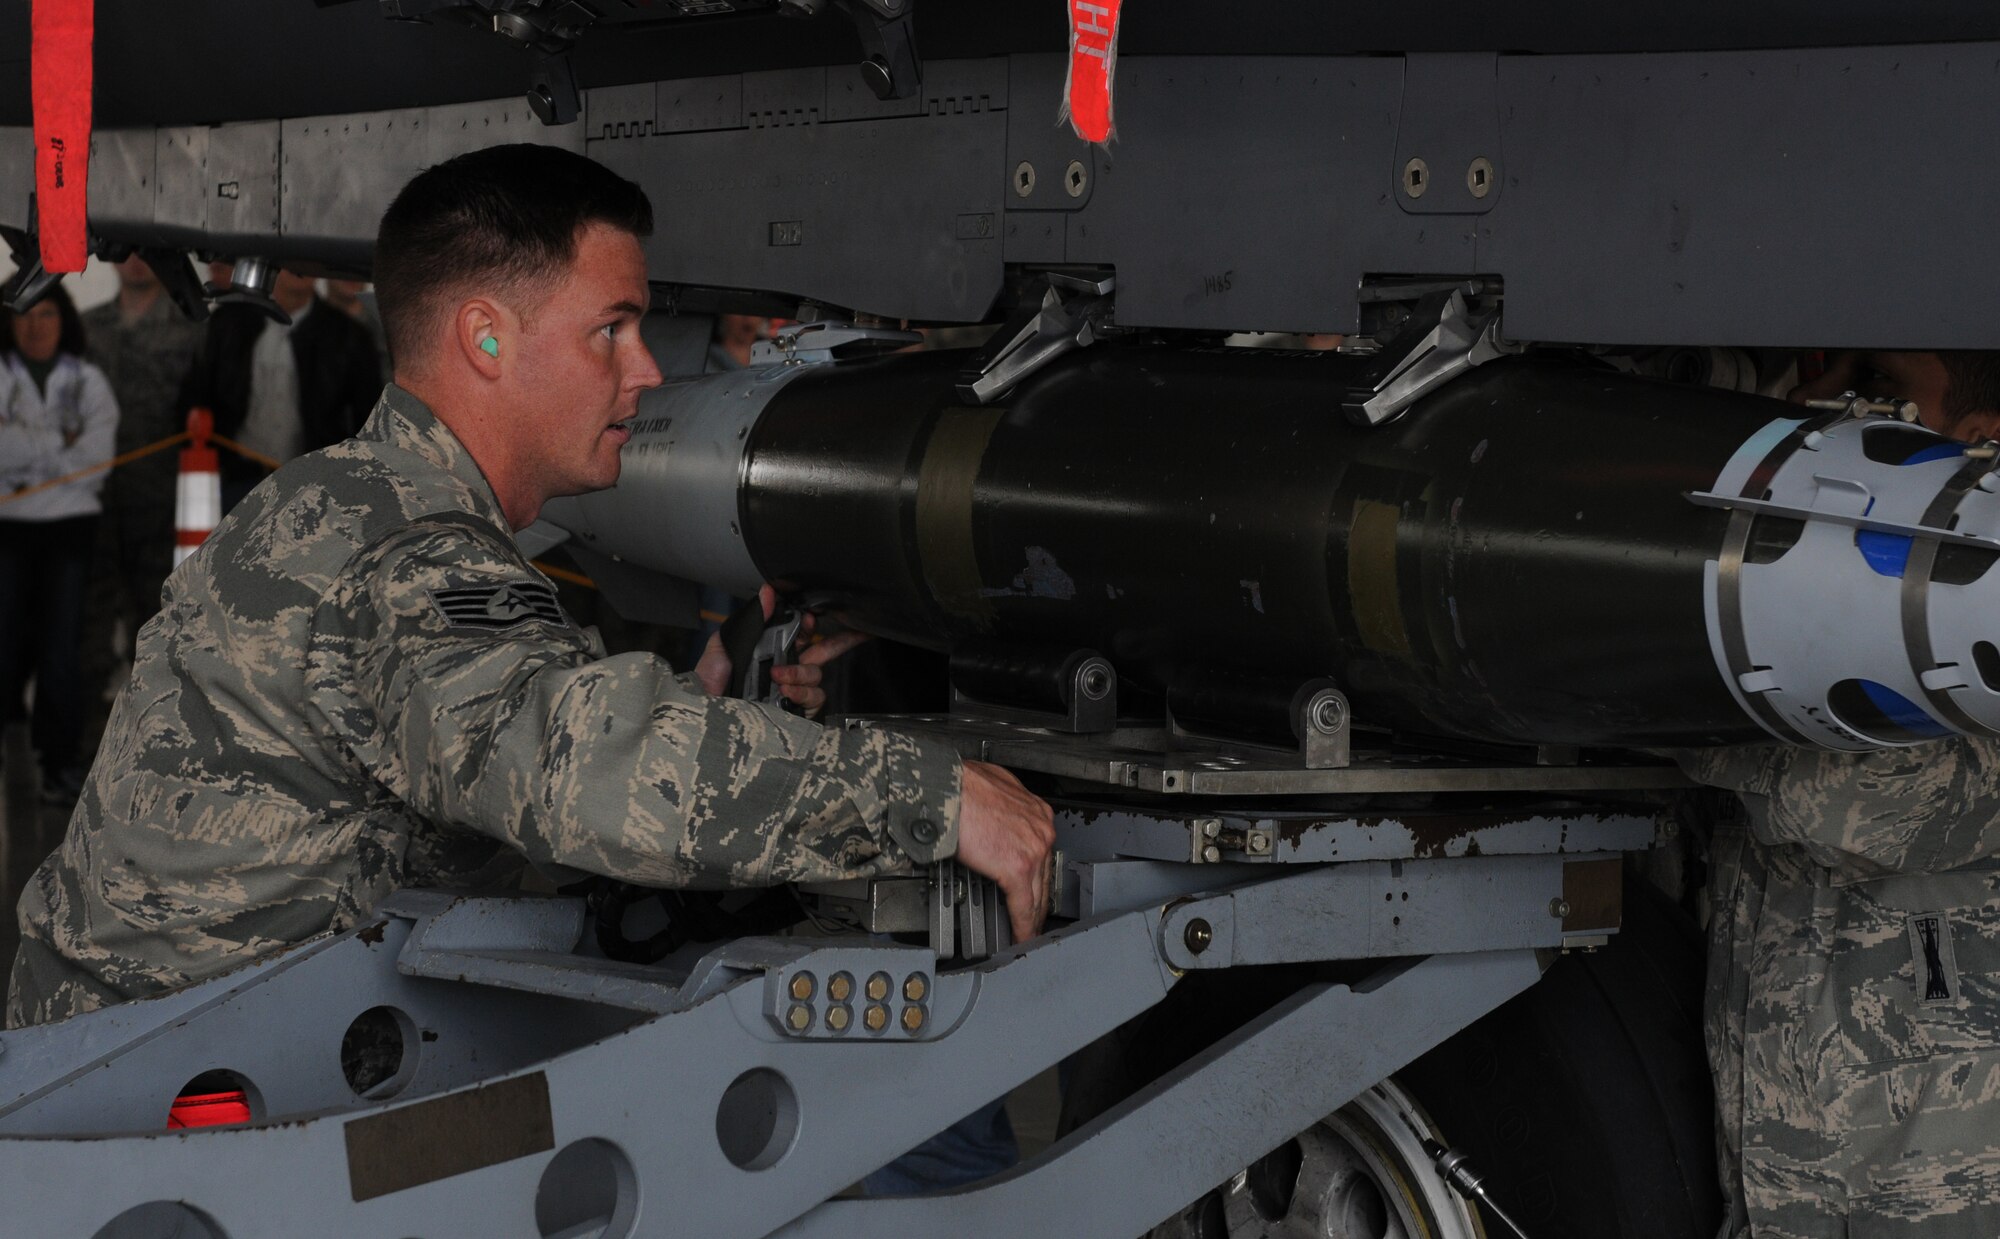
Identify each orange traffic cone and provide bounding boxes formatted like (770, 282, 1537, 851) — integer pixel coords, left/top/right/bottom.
(175, 408, 220, 567)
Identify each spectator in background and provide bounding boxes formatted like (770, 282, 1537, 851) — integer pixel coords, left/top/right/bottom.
(711, 313, 765, 370)
(321, 278, 391, 383)
(180, 266, 381, 509)
(0, 285, 120, 803)
(82, 255, 204, 629)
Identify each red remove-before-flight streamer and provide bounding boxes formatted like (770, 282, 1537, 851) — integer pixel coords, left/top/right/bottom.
(1063, 0, 1122, 145)
(31, 0, 94, 273)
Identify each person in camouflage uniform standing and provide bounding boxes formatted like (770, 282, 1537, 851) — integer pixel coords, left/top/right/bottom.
(7, 144, 1055, 1028)
(81, 255, 204, 629)
(1684, 351, 2000, 1238)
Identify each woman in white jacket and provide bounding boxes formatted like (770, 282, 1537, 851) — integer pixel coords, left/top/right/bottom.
(0, 284, 120, 804)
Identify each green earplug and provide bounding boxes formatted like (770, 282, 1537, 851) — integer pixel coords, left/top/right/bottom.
(480, 337, 500, 358)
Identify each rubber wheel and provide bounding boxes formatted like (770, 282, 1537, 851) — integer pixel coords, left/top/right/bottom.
(1398, 874, 1719, 1239)
(1061, 873, 1720, 1239)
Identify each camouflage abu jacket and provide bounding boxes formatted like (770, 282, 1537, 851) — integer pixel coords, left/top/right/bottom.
(7, 385, 963, 1027)
(1683, 740, 2000, 1238)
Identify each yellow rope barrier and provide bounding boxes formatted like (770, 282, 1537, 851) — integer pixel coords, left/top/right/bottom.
(532, 559, 596, 589)
(4, 427, 615, 595)
(0, 431, 190, 508)
(206, 433, 282, 473)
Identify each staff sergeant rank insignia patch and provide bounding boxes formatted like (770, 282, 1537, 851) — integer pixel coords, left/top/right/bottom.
(428, 581, 568, 632)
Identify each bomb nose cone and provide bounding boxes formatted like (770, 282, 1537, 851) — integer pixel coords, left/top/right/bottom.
(1699, 414, 2000, 750)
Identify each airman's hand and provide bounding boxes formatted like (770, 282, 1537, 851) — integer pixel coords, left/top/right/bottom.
(953, 760, 1057, 942)
(696, 585, 871, 717)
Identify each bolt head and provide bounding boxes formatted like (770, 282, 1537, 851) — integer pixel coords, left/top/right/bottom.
(826, 1005, 851, 1032)
(827, 972, 854, 1003)
(860, 56, 895, 101)
(1065, 159, 1088, 198)
(1402, 157, 1429, 199)
(901, 1005, 926, 1033)
(1549, 898, 1572, 920)
(1184, 918, 1213, 954)
(1309, 692, 1348, 735)
(903, 973, 929, 1003)
(864, 1003, 890, 1032)
(788, 972, 815, 1001)
(1466, 156, 1495, 200)
(866, 972, 891, 1003)
(786, 1003, 813, 1031)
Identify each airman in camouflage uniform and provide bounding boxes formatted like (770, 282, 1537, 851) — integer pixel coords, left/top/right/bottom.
(81, 259, 204, 626)
(1683, 739, 2000, 1238)
(6, 384, 965, 1026)
(7, 144, 1055, 1031)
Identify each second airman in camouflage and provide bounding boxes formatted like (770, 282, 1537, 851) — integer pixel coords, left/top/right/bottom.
(1684, 692, 2000, 1239)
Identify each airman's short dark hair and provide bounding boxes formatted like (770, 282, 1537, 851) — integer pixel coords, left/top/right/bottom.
(372, 144, 652, 371)
(1940, 351, 2000, 433)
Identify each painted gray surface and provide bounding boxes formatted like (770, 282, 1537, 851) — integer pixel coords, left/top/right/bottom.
(0, 894, 1177, 1237)
(206, 121, 282, 253)
(1054, 803, 1659, 866)
(1484, 41, 2000, 348)
(7, 43, 2000, 344)
(0, 849, 1569, 1236)
(279, 109, 429, 270)
(773, 950, 1544, 1239)
(1156, 854, 1596, 970)
(84, 128, 156, 240)
(587, 59, 1010, 323)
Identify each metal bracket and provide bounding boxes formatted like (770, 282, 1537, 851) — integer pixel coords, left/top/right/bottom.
(528, 49, 582, 125)
(136, 247, 212, 323)
(1156, 853, 1611, 971)
(1802, 391, 1921, 424)
(927, 859, 1011, 962)
(1295, 683, 1350, 769)
(837, 0, 922, 101)
(956, 272, 1115, 405)
(204, 255, 293, 325)
(1685, 486, 2000, 552)
(946, 647, 1119, 734)
(377, 0, 595, 122)
(752, 320, 923, 365)
(1342, 285, 1514, 427)
(0, 206, 61, 313)
(1164, 678, 1352, 770)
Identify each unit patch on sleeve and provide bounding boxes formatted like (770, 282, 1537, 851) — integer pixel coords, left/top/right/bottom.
(427, 581, 568, 633)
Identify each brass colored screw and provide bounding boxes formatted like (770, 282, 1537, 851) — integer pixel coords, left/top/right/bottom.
(901, 1005, 926, 1033)
(827, 972, 854, 1003)
(788, 972, 815, 1001)
(786, 1004, 813, 1031)
(864, 1004, 890, 1032)
(866, 972, 891, 1003)
(903, 973, 929, 1003)
(826, 1005, 851, 1033)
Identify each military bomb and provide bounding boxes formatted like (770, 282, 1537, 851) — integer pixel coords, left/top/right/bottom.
(543, 345, 2000, 751)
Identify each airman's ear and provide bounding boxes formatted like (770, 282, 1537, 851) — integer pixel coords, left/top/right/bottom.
(457, 300, 503, 376)
(1951, 408, 2000, 446)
